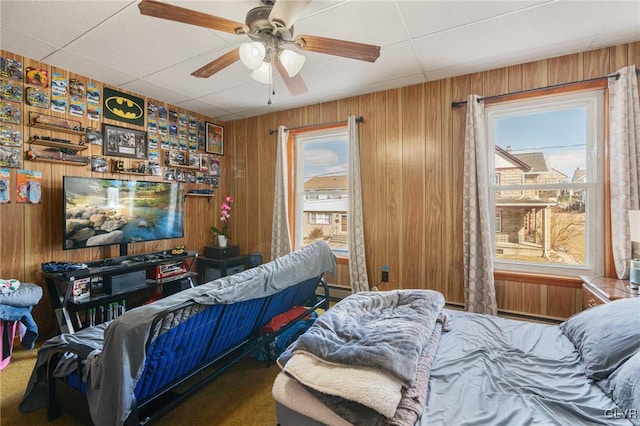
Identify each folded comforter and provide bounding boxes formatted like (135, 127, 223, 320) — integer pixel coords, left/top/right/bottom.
(277, 289, 446, 425)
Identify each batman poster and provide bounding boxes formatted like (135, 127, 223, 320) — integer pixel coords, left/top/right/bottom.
(103, 87, 145, 127)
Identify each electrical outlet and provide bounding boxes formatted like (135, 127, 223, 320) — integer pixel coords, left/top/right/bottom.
(381, 265, 389, 283)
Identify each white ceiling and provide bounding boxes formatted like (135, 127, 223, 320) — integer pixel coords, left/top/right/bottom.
(1, 1, 639, 122)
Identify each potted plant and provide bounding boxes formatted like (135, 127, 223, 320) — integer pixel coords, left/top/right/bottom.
(211, 196, 233, 247)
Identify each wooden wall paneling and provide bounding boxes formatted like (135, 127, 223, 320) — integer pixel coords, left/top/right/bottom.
(629, 41, 640, 68)
(246, 116, 261, 254)
(483, 67, 508, 98)
(424, 81, 443, 293)
(371, 91, 388, 287)
(547, 285, 579, 318)
(400, 84, 426, 290)
(522, 59, 548, 90)
(609, 44, 629, 73)
(385, 88, 402, 289)
(547, 53, 583, 85)
(522, 281, 546, 316)
(257, 114, 277, 260)
(240, 116, 258, 253)
(583, 48, 610, 79)
(470, 72, 484, 96)
(507, 64, 524, 93)
(357, 93, 379, 286)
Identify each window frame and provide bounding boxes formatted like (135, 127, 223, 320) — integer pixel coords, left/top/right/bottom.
(485, 89, 605, 278)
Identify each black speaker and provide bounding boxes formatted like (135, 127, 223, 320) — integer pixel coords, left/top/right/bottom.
(248, 253, 263, 268)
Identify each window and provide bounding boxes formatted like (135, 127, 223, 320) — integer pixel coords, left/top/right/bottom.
(308, 213, 331, 224)
(486, 90, 604, 277)
(293, 127, 349, 255)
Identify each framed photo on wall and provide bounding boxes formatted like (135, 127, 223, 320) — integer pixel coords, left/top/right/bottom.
(205, 122, 224, 155)
(103, 123, 147, 159)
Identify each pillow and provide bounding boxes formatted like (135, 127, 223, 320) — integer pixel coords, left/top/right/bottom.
(0, 283, 43, 307)
(597, 351, 640, 426)
(559, 297, 640, 380)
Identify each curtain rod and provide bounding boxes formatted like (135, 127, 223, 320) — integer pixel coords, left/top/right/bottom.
(268, 116, 364, 135)
(450, 69, 640, 108)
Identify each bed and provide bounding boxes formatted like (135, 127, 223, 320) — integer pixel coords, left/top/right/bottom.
(272, 290, 640, 426)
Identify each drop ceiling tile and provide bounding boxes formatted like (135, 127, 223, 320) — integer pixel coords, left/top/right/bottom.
(119, 78, 191, 106)
(0, 1, 131, 49)
(65, 2, 231, 78)
(413, 1, 619, 74)
(0, 27, 58, 60)
(294, 0, 407, 47)
(399, 1, 545, 38)
(45, 49, 138, 87)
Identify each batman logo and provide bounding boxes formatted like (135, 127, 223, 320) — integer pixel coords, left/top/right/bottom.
(105, 96, 143, 120)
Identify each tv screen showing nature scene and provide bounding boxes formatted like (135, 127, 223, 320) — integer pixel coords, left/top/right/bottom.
(63, 176, 184, 250)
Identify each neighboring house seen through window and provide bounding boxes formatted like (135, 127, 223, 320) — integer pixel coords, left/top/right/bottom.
(486, 90, 604, 277)
(294, 127, 349, 255)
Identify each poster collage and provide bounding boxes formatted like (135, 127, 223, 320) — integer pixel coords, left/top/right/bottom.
(0, 54, 222, 201)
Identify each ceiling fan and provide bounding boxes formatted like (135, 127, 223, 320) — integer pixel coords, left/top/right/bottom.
(138, 0, 381, 98)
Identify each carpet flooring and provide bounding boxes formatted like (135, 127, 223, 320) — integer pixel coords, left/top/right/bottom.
(1, 342, 282, 426)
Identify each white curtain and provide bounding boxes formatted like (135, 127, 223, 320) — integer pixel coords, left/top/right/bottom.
(271, 125, 292, 260)
(347, 116, 370, 292)
(609, 65, 640, 278)
(463, 94, 498, 315)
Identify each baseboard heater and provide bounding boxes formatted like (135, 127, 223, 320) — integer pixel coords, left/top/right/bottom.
(445, 302, 563, 325)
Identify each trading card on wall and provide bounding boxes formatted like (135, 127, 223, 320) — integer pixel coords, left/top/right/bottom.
(87, 83, 100, 105)
(199, 154, 209, 172)
(87, 106, 101, 121)
(0, 102, 20, 124)
(176, 169, 185, 183)
(25, 87, 48, 109)
(179, 112, 187, 127)
(87, 128, 102, 145)
(196, 172, 204, 184)
(149, 163, 161, 176)
(210, 158, 220, 176)
(164, 167, 176, 181)
(169, 108, 178, 123)
(0, 168, 10, 203)
(0, 125, 21, 146)
(69, 79, 85, 100)
(0, 79, 23, 102)
(186, 171, 196, 183)
(0, 58, 23, 81)
(91, 156, 107, 173)
(147, 100, 157, 120)
(16, 169, 42, 204)
(0, 146, 21, 168)
(51, 72, 67, 96)
(25, 67, 48, 87)
(211, 177, 218, 188)
(69, 99, 84, 117)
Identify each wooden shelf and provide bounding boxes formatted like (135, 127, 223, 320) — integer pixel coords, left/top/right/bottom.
(29, 122, 86, 135)
(113, 170, 153, 177)
(28, 138, 88, 151)
(167, 164, 200, 170)
(27, 156, 89, 166)
(185, 193, 213, 202)
(27, 150, 89, 166)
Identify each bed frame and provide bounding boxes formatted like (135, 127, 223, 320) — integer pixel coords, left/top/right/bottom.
(45, 275, 328, 425)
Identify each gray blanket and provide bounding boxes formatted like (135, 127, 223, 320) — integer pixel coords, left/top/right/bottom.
(21, 241, 336, 426)
(279, 289, 445, 387)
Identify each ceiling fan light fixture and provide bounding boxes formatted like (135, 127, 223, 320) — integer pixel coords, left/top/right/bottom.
(239, 42, 266, 70)
(250, 61, 272, 84)
(279, 49, 305, 77)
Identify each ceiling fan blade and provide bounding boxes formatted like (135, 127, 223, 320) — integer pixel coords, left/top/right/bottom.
(269, 0, 311, 29)
(275, 61, 308, 96)
(294, 35, 380, 63)
(191, 48, 240, 78)
(138, 0, 244, 34)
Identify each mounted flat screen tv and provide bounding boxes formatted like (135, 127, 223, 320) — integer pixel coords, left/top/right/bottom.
(63, 176, 184, 256)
